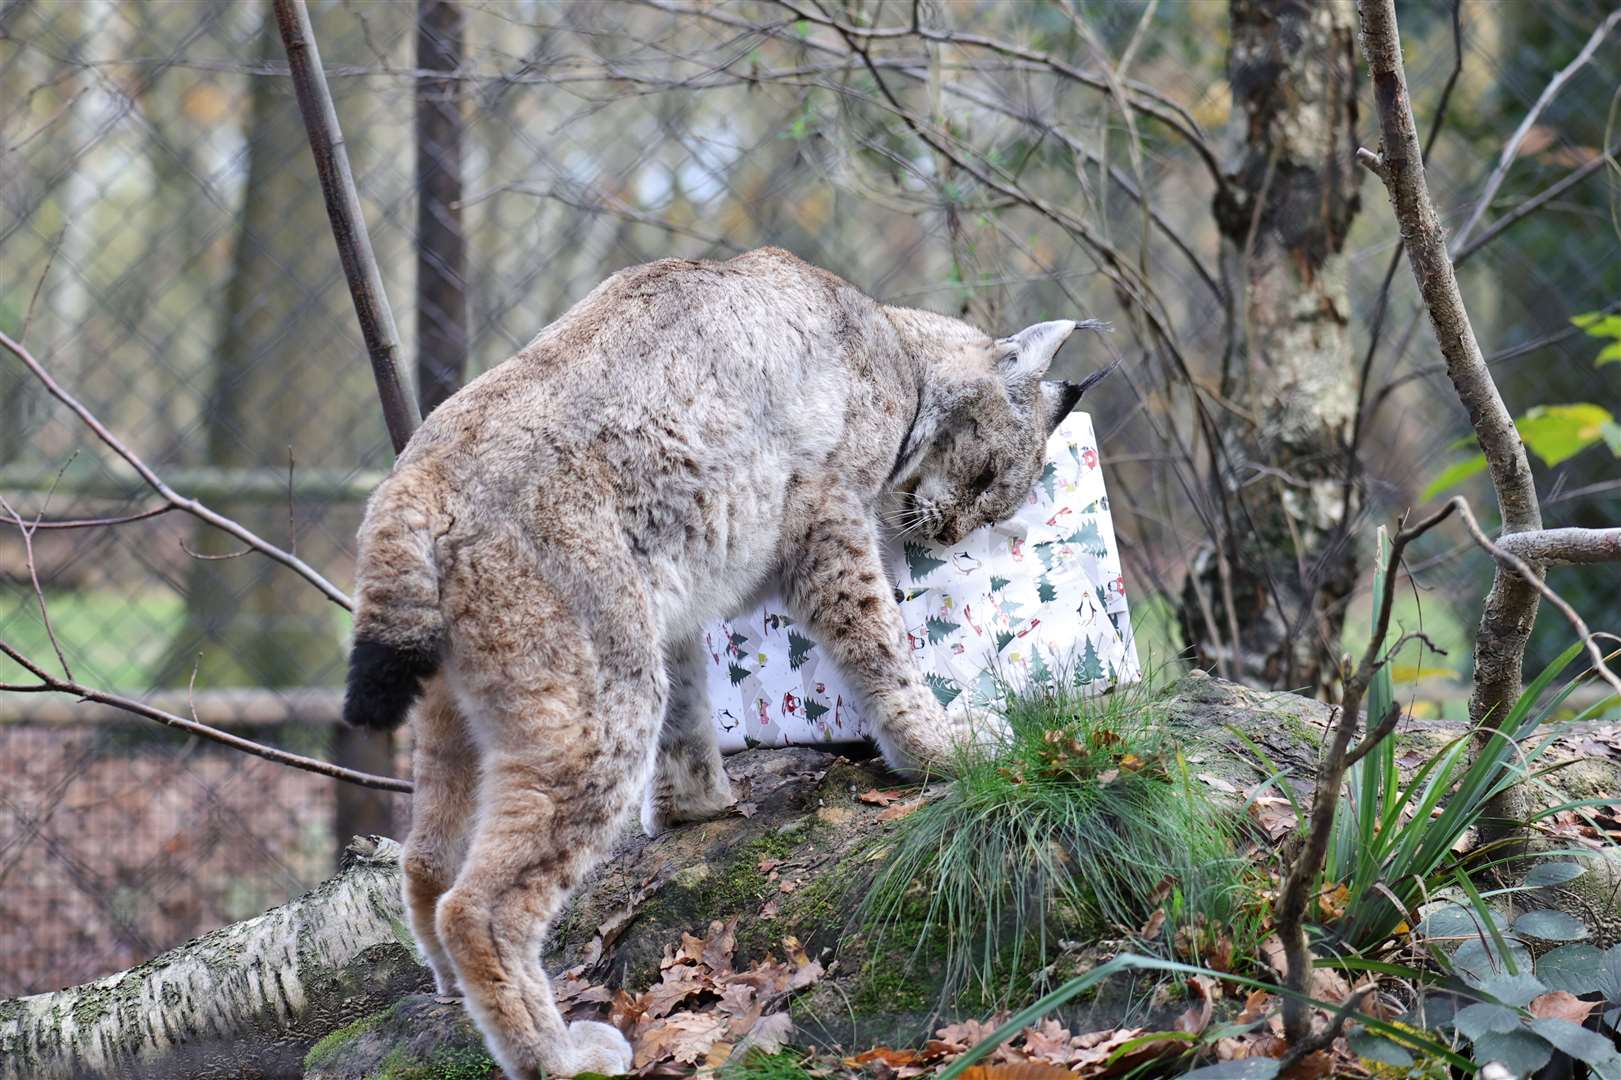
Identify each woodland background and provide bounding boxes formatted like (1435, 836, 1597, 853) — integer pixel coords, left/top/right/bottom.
(0, 0, 1617, 999)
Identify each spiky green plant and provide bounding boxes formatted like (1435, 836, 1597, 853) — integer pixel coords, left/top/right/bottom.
(857, 672, 1253, 1009)
(1243, 527, 1612, 958)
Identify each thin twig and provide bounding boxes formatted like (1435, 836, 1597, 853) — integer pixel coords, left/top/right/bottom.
(30, 505, 174, 530)
(1449, 9, 1621, 253)
(0, 329, 353, 610)
(1274, 499, 1458, 1042)
(0, 493, 73, 682)
(1275, 986, 1378, 1074)
(0, 639, 411, 793)
(179, 539, 254, 561)
(1451, 499, 1621, 700)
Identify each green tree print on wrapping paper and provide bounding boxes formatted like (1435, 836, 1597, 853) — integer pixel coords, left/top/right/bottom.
(925, 615, 961, 644)
(990, 575, 1011, 592)
(1037, 576, 1057, 604)
(995, 630, 1016, 654)
(787, 630, 815, 670)
(1068, 519, 1106, 555)
(1038, 461, 1058, 501)
(925, 672, 962, 706)
(803, 697, 829, 723)
(728, 662, 751, 686)
(904, 541, 947, 581)
(1075, 637, 1105, 685)
(1034, 542, 1056, 571)
(1028, 647, 1054, 688)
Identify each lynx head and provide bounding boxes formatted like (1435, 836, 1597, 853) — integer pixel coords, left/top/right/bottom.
(887, 314, 1111, 546)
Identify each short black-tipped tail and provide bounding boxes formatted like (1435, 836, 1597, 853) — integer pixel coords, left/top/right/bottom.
(342, 637, 442, 730)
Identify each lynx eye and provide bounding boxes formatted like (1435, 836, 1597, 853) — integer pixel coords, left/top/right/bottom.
(969, 458, 997, 497)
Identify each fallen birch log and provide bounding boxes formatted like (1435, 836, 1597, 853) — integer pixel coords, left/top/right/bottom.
(0, 836, 429, 1080)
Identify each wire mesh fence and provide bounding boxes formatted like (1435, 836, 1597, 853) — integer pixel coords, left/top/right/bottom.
(2, 0, 1617, 998)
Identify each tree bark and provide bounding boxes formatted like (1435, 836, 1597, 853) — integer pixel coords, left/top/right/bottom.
(415, 0, 468, 417)
(1181, 0, 1362, 693)
(0, 837, 429, 1080)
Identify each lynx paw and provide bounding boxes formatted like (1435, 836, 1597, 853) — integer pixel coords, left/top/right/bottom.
(565, 1019, 634, 1076)
(641, 776, 736, 837)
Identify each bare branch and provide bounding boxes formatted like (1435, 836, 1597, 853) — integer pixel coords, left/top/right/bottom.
(1450, 9, 1620, 254)
(0, 493, 74, 682)
(1494, 527, 1621, 567)
(1454, 142, 1619, 266)
(29, 505, 174, 530)
(0, 329, 353, 610)
(1356, 0, 1543, 750)
(1451, 501, 1621, 700)
(1274, 499, 1457, 1043)
(0, 639, 410, 793)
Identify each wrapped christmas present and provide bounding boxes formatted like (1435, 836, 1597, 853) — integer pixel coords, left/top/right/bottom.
(704, 410, 1138, 752)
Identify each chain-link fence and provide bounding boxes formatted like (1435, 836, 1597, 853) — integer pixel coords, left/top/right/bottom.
(3, 0, 1617, 998)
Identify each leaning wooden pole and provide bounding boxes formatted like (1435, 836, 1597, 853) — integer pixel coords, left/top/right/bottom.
(273, 0, 420, 454)
(273, 0, 415, 848)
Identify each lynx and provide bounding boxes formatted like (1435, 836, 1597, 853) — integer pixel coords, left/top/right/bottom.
(343, 248, 1107, 1077)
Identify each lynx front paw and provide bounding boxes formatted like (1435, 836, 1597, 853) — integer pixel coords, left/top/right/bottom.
(875, 695, 1010, 777)
(565, 1019, 635, 1076)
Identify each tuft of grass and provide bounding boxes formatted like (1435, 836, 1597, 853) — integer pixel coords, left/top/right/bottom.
(718, 1049, 819, 1080)
(858, 673, 1253, 1009)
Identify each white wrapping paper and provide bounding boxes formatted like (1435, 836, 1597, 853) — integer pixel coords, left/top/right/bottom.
(704, 412, 1138, 751)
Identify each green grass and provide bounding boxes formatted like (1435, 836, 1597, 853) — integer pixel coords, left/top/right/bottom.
(858, 674, 1254, 1010)
(1, 588, 183, 687)
(718, 1050, 819, 1080)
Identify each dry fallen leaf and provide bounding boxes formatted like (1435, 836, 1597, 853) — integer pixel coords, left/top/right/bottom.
(878, 797, 925, 823)
(1529, 990, 1597, 1024)
(1139, 909, 1167, 937)
(858, 787, 910, 807)
(958, 1064, 1074, 1080)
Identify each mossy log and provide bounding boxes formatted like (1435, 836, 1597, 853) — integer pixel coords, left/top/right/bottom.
(5, 676, 1613, 1079)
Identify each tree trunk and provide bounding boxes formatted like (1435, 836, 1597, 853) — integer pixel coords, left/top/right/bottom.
(0, 837, 429, 1080)
(415, 0, 468, 417)
(1181, 0, 1363, 693)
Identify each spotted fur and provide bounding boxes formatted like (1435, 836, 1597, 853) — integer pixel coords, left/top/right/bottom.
(344, 248, 1100, 1077)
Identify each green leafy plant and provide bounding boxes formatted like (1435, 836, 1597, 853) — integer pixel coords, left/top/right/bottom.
(1573, 309, 1621, 366)
(857, 674, 1253, 1008)
(1430, 940, 1621, 1077)
(1424, 402, 1621, 499)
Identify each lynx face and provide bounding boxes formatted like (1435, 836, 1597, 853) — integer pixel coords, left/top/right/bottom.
(891, 319, 1106, 546)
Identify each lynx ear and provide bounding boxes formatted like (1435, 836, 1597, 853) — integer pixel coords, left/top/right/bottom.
(998, 320, 1077, 381)
(1039, 357, 1120, 435)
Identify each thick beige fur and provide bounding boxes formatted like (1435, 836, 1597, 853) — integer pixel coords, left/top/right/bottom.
(349, 248, 1093, 1076)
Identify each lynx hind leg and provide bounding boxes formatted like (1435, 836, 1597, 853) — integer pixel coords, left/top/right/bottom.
(783, 495, 1001, 776)
(436, 581, 662, 1078)
(400, 675, 478, 998)
(643, 633, 734, 837)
